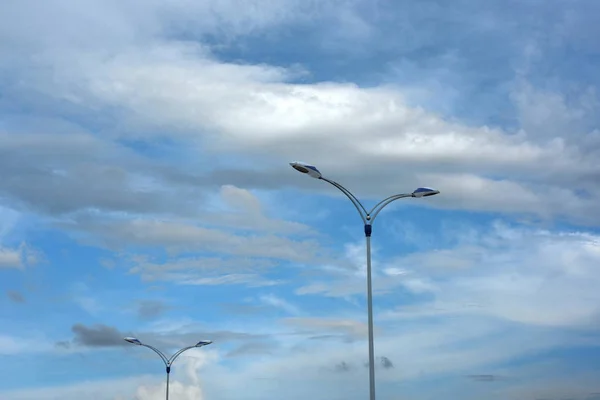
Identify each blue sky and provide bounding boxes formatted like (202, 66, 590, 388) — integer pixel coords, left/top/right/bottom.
(1, 0, 600, 399)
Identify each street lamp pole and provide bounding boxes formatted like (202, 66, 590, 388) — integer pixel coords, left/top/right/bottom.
(124, 337, 212, 400)
(289, 162, 439, 400)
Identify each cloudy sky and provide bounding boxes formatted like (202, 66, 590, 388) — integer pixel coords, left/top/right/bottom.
(1, 0, 600, 399)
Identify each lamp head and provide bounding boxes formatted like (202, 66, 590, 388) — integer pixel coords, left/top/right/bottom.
(195, 340, 213, 347)
(124, 337, 142, 345)
(289, 161, 322, 179)
(412, 187, 440, 198)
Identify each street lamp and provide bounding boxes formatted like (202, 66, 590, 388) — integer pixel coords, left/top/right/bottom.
(124, 337, 212, 400)
(289, 161, 439, 400)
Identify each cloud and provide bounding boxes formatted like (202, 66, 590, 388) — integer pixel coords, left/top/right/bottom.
(0, 349, 218, 400)
(359, 356, 394, 370)
(466, 374, 500, 382)
(68, 324, 132, 348)
(134, 380, 203, 400)
(226, 341, 275, 358)
(258, 294, 302, 315)
(0, 132, 198, 217)
(6, 290, 25, 303)
(137, 300, 170, 320)
(2, 18, 599, 228)
(21, 41, 596, 218)
(50, 187, 333, 288)
(282, 317, 370, 341)
(335, 361, 351, 372)
(179, 274, 284, 287)
(380, 221, 600, 328)
(0, 248, 23, 269)
(293, 220, 600, 331)
(59, 322, 270, 353)
(379, 356, 393, 369)
(0, 243, 40, 269)
(59, 204, 324, 262)
(0, 374, 162, 400)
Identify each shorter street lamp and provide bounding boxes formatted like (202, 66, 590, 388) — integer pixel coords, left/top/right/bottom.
(124, 337, 212, 400)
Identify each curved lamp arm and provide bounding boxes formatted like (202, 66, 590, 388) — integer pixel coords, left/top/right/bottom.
(320, 177, 368, 223)
(168, 346, 198, 366)
(368, 193, 412, 223)
(140, 344, 169, 367)
(320, 177, 412, 226)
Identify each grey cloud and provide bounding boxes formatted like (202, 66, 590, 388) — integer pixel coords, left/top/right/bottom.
(63, 217, 329, 264)
(308, 334, 348, 341)
(362, 356, 394, 370)
(380, 356, 393, 369)
(466, 374, 498, 382)
(55, 341, 71, 349)
(6, 290, 25, 303)
(0, 132, 212, 217)
(137, 300, 170, 320)
(60, 323, 270, 350)
(335, 361, 351, 372)
(69, 324, 132, 347)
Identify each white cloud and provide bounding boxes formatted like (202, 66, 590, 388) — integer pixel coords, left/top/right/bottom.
(0, 243, 41, 270)
(259, 294, 302, 315)
(295, 220, 600, 331)
(381, 221, 600, 327)
(0, 374, 158, 400)
(7, 37, 595, 224)
(0, 248, 22, 269)
(2, 0, 600, 227)
(182, 274, 284, 287)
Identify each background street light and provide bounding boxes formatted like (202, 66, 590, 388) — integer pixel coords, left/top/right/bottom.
(124, 337, 212, 400)
(289, 161, 439, 400)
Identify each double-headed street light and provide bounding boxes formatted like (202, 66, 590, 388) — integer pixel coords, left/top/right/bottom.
(124, 337, 212, 400)
(289, 161, 439, 400)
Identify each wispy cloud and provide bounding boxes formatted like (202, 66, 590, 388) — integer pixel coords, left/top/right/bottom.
(259, 294, 302, 315)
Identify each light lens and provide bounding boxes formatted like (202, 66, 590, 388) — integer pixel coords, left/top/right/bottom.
(124, 337, 142, 345)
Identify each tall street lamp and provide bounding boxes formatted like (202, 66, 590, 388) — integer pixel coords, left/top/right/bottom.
(124, 337, 212, 400)
(289, 161, 439, 400)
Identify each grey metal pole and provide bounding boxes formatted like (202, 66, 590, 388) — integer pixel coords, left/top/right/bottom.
(290, 166, 424, 400)
(365, 224, 376, 400)
(166, 366, 171, 400)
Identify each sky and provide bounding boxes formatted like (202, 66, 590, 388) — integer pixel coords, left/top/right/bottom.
(1, 0, 600, 399)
